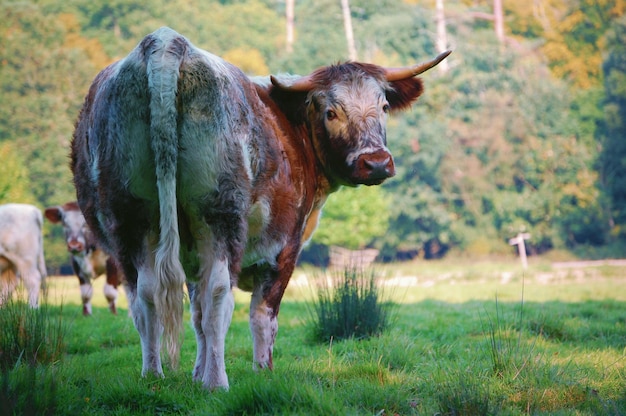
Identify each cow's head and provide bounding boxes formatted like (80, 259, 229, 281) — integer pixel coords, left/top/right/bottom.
(271, 51, 450, 187)
(44, 202, 91, 255)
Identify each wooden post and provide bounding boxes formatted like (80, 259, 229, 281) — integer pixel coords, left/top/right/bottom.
(509, 233, 530, 269)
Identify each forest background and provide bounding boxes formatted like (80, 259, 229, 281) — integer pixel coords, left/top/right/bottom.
(1, 0, 625, 271)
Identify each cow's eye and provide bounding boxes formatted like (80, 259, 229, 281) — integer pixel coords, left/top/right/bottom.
(383, 104, 390, 113)
(326, 110, 337, 121)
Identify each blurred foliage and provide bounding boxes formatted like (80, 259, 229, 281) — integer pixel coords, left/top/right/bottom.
(463, 0, 626, 88)
(222, 47, 269, 75)
(312, 186, 390, 250)
(0, 0, 623, 268)
(0, 142, 36, 205)
(599, 15, 626, 240)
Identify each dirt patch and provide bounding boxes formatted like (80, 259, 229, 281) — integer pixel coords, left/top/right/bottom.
(551, 259, 626, 268)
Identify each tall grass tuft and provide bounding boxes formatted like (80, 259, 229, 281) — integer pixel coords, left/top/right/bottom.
(481, 284, 539, 380)
(435, 369, 497, 416)
(0, 293, 67, 415)
(308, 267, 395, 342)
(0, 297, 67, 370)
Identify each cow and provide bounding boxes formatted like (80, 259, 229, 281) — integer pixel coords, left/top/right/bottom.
(70, 27, 449, 390)
(0, 203, 46, 307)
(44, 202, 123, 316)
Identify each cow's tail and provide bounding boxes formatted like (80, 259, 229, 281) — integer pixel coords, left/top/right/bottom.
(145, 28, 187, 370)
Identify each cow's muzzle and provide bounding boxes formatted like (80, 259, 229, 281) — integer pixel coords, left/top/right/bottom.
(352, 150, 396, 185)
(67, 240, 85, 254)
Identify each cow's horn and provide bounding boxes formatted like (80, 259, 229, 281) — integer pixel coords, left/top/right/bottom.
(384, 50, 452, 82)
(270, 74, 315, 92)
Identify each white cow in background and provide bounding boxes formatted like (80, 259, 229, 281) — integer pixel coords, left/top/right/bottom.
(0, 203, 47, 307)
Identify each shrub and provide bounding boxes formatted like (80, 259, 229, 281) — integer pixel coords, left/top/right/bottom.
(308, 267, 395, 342)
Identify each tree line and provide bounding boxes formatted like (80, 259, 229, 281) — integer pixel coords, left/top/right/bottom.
(1, 0, 624, 269)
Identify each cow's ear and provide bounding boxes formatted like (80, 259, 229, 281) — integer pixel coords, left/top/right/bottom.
(269, 86, 309, 124)
(386, 77, 424, 112)
(44, 207, 63, 223)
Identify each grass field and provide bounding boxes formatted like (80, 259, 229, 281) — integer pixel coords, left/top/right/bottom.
(3, 258, 626, 415)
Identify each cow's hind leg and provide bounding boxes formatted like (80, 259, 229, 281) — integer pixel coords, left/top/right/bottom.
(192, 247, 234, 390)
(13, 259, 41, 308)
(21, 266, 42, 308)
(0, 263, 17, 306)
(129, 261, 164, 377)
(188, 282, 206, 381)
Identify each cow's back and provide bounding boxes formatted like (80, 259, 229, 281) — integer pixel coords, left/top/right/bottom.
(175, 51, 259, 206)
(77, 33, 253, 208)
(0, 204, 43, 263)
(0, 203, 46, 307)
(72, 28, 275, 272)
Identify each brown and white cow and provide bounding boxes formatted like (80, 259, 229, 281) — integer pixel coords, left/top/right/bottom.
(44, 202, 123, 315)
(0, 203, 47, 307)
(71, 27, 449, 390)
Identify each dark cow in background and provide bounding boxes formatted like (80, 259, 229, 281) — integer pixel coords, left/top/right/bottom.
(71, 27, 450, 390)
(0, 203, 46, 307)
(45, 202, 123, 315)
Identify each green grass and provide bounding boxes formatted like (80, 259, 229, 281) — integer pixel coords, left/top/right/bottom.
(5, 260, 626, 415)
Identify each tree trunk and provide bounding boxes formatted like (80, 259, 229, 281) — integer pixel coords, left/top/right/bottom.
(469, 0, 505, 44)
(286, 0, 295, 53)
(435, 0, 449, 73)
(493, 0, 504, 43)
(341, 0, 357, 61)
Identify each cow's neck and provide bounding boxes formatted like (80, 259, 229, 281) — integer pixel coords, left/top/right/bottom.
(257, 82, 343, 230)
(259, 84, 338, 196)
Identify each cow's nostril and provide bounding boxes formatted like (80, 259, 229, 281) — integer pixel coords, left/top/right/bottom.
(364, 157, 393, 179)
(364, 157, 391, 171)
(353, 153, 396, 185)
